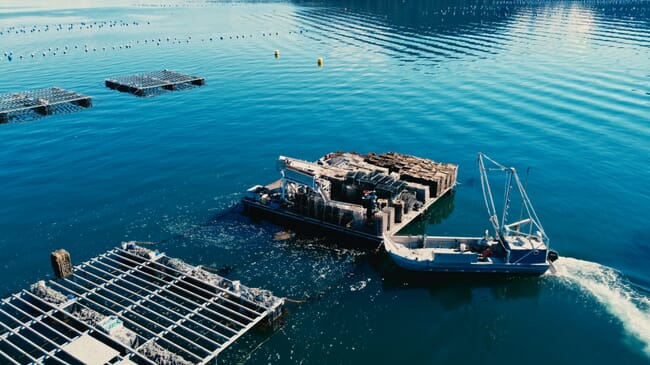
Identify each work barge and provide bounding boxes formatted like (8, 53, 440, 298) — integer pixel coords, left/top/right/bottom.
(242, 152, 458, 245)
(0, 243, 284, 365)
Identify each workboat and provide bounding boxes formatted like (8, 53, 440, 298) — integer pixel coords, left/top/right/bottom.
(383, 153, 559, 275)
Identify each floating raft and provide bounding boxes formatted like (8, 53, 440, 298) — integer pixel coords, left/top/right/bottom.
(105, 70, 205, 97)
(0, 243, 284, 365)
(0, 87, 92, 123)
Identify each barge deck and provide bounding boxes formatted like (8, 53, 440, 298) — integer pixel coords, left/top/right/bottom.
(242, 152, 458, 245)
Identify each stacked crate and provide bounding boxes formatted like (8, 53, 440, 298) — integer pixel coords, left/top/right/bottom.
(364, 152, 458, 198)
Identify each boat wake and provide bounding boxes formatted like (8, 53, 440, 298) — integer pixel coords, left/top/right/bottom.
(551, 257, 650, 358)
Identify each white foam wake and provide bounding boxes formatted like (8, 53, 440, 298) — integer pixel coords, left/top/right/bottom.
(551, 257, 650, 358)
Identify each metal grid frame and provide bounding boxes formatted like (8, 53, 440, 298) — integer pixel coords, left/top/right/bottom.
(0, 247, 284, 365)
(0, 87, 92, 123)
(105, 70, 205, 97)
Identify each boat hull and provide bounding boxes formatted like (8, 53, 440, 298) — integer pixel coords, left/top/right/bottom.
(242, 197, 381, 248)
(383, 235, 551, 275)
(386, 250, 549, 275)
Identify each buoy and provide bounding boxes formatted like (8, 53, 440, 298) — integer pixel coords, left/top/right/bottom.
(317, 57, 323, 66)
(274, 49, 280, 58)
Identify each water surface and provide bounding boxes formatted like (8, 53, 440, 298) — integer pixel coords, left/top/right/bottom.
(0, 0, 649, 363)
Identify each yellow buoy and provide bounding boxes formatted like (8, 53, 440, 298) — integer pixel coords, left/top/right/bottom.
(274, 49, 280, 58)
(317, 57, 323, 67)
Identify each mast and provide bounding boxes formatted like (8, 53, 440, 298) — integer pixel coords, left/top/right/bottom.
(500, 167, 514, 235)
(478, 153, 503, 237)
(479, 152, 550, 250)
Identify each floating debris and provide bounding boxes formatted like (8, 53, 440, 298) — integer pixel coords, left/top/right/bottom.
(273, 231, 295, 240)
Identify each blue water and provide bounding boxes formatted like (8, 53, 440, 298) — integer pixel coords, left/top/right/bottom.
(1, 0, 649, 363)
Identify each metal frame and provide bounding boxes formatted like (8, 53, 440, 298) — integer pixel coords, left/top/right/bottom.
(0, 87, 92, 123)
(105, 70, 205, 97)
(0, 247, 284, 365)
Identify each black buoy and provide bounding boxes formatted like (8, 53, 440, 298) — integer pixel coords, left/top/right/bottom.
(547, 250, 559, 262)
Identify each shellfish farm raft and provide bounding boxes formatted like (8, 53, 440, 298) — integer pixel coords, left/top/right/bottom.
(0, 243, 284, 365)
